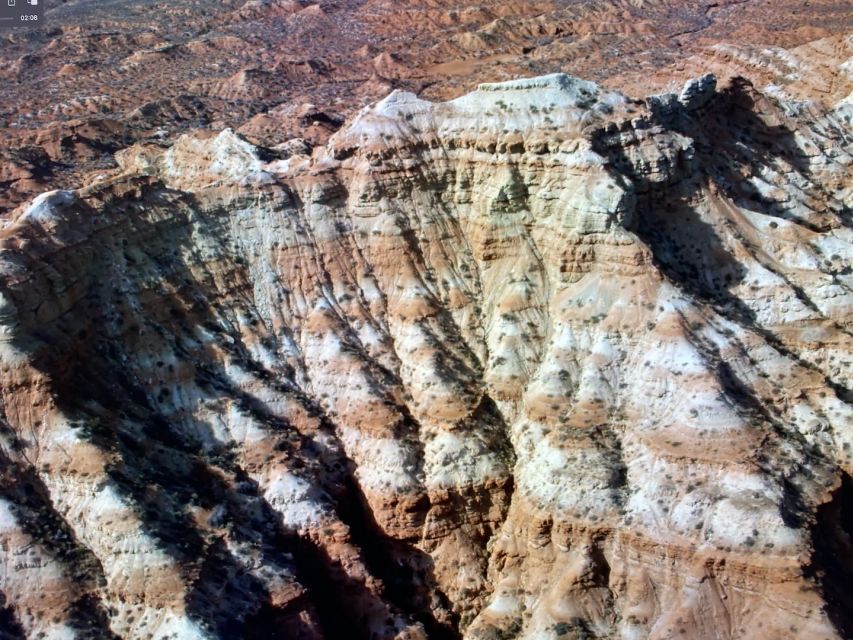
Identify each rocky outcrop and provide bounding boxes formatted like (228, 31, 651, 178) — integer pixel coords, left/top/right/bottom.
(678, 73, 717, 110)
(3, 0, 853, 218)
(0, 70, 850, 640)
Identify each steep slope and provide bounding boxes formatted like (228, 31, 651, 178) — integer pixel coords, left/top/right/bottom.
(0, 72, 850, 640)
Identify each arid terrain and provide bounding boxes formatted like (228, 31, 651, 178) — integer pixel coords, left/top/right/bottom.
(0, 1, 852, 640)
(2, 0, 853, 214)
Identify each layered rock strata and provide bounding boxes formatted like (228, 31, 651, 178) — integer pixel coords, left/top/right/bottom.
(0, 72, 851, 640)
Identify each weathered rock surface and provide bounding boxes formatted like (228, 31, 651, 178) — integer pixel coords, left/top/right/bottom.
(3, 0, 853, 216)
(0, 65, 851, 640)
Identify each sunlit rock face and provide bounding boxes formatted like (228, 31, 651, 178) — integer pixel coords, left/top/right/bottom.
(0, 71, 851, 640)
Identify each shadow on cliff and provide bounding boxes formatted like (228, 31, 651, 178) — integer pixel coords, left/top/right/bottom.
(0, 420, 118, 639)
(6, 192, 325, 637)
(5, 187, 467, 639)
(595, 76, 851, 405)
(808, 471, 853, 638)
(593, 77, 813, 318)
(0, 591, 26, 640)
(592, 78, 853, 631)
(187, 344, 465, 639)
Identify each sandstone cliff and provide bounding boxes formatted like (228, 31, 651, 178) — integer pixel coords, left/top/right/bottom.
(0, 70, 851, 640)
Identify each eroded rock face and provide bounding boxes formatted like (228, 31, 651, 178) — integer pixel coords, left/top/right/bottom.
(0, 71, 851, 640)
(3, 0, 853, 217)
